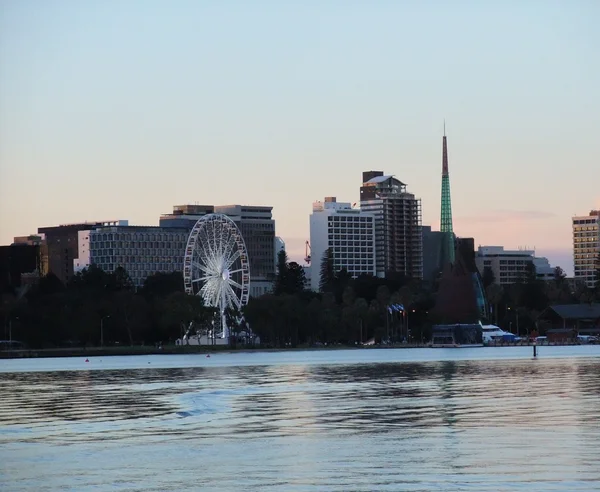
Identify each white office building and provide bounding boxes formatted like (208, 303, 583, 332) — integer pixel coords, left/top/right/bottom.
(309, 197, 376, 291)
(475, 246, 555, 285)
(73, 220, 129, 274)
(573, 210, 600, 288)
(88, 225, 189, 288)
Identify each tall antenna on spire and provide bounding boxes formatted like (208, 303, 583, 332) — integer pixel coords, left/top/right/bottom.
(443, 119, 446, 137)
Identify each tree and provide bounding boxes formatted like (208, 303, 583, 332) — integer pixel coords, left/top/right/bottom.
(524, 262, 537, 284)
(140, 271, 184, 299)
(285, 262, 306, 295)
(553, 266, 566, 286)
(319, 248, 335, 293)
(482, 266, 495, 289)
(274, 250, 289, 295)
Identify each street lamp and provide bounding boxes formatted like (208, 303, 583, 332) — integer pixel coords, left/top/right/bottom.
(101, 315, 110, 347)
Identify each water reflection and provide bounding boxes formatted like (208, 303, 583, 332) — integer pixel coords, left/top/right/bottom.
(1, 356, 600, 491)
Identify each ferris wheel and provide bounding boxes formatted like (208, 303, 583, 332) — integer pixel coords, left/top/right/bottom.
(183, 214, 250, 339)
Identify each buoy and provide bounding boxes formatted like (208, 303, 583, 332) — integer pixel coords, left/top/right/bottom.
(206, 354, 210, 358)
(85, 359, 89, 363)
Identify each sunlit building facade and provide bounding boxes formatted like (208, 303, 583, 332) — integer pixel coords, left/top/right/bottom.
(573, 210, 600, 288)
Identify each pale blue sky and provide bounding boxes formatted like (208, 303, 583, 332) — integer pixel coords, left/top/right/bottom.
(1, 0, 599, 274)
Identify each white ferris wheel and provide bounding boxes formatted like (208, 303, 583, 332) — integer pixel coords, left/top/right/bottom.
(183, 214, 250, 339)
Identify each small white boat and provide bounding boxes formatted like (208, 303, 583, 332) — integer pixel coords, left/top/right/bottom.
(481, 324, 519, 343)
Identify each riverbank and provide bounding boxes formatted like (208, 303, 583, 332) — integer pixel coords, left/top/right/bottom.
(0, 343, 436, 359)
(1, 340, 594, 359)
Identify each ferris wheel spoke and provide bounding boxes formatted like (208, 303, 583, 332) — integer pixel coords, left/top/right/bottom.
(222, 283, 235, 309)
(228, 268, 244, 275)
(192, 261, 211, 275)
(225, 250, 241, 269)
(225, 283, 242, 309)
(227, 278, 243, 291)
(192, 275, 215, 283)
(222, 237, 237, 266)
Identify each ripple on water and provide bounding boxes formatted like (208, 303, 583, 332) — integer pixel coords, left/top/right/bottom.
(1, 353, 600, 491)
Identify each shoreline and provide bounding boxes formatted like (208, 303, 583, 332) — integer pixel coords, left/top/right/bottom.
(0, 341, 590, 359)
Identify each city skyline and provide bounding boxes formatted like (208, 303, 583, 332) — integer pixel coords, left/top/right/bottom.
(1, 1, 599, 276)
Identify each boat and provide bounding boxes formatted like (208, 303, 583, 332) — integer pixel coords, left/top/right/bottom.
(431, 324, 483, 347)
(480, 324, 520, 343)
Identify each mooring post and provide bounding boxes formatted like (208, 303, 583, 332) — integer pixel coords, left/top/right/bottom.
(533, 341, 537, 358)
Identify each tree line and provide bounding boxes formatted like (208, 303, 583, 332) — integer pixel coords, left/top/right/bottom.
(1, 265, 209, 348)
(1, 250, 599, 349)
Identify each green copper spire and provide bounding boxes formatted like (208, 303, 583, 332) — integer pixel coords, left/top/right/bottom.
(440, 124, 455, 265)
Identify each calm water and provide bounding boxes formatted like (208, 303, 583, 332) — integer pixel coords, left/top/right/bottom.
(1, 346, 600, 491)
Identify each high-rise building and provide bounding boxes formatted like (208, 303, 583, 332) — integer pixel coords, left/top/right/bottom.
(475, 246, 554, 285)
(359, 172, 422, 279)
(440, 126, 455, 266)
(38, 220, 128, 284)
(88, 225, 189, 288)
(214, 205, 276, 298)
(309, 197, 376, 291)
(573, 210, 600, 288)
(422, 226, 445, 285)
(160, 204, 277, 297)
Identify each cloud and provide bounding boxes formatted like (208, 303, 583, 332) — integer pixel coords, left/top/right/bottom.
(456, 209, 556, 224)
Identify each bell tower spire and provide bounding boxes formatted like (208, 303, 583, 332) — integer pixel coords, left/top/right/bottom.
(440, 123, 455, 264)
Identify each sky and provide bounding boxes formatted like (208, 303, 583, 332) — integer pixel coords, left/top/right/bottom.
(1, 0, 599, 276)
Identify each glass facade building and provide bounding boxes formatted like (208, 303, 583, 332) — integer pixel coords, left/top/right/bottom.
(89, 226, 189, 288)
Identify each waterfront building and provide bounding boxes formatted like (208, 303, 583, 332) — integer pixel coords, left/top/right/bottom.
(572, 210, 600, 288)
(88, 225, 189, 288)
(309, 197, 376, 291)
(359, 172, 422, 279)
(475, 246, 554, 285)
(214, 205, 276, 298)
(161, 204, 277, 297)
(38, 220, 128, 284)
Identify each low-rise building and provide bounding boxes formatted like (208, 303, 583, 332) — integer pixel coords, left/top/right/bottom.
(475, 246, 555, 285)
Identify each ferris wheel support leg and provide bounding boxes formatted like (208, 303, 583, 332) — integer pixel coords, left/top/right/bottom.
(221, 287, 229, 340)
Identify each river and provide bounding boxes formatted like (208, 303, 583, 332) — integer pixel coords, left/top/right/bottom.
(1, 346, 599, 491)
